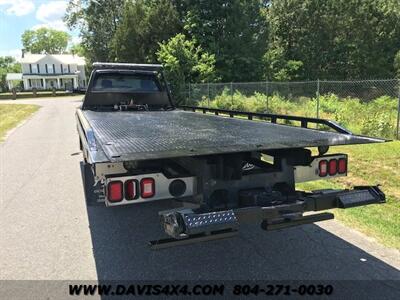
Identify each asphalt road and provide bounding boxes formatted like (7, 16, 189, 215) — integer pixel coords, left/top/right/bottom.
(0, 96, 399, 299)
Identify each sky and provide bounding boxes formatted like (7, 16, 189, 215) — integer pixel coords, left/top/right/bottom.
(0, 0, 80, 59)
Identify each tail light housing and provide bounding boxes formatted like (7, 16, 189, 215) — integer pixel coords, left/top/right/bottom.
(319, 160, 328, 177)
(338, 158, 347, 174)
(141, 178, 155, 198)
(328, 159, 338, 176)
(125, 179, 138, 200)
(107, 181, 123, 202)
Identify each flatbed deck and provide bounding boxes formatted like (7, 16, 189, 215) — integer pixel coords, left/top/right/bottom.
(83, 109, 384, 162)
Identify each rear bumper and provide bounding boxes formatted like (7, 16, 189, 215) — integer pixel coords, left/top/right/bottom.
(153, 186, 385, 248)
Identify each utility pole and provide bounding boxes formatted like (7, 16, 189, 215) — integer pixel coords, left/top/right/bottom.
(265, 81, 269, 112)
(230, 82, 233, 106)
(188, 82, 191, 105)
(397, 79, 400, 139)
(207, 82, 210, 107)
(316, 79, 320, 119)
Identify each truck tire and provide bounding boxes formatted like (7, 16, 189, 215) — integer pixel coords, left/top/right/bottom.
(82, 162, 103, 207)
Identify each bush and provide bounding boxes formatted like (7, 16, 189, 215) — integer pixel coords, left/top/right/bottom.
(199, 89, 269, 112)
(198, 91, 398, 138)
(360, 96, 398, 138)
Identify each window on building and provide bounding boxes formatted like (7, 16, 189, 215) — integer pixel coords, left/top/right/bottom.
(31, 79, 42, 88)
(31, 64, 38, 74)
(48, 64, 54, 73)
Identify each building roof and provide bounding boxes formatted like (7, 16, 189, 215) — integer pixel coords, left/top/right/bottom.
(6, 73, 23, 80)
(20, 53, 85, 65)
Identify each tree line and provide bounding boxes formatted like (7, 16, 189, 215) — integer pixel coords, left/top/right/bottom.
(65, 0, 400, 83)
(3, 0, 400, 93)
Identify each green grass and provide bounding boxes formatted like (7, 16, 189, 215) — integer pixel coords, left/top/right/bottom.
(299, 142, 400, 249)
(0, 91, 76, 100)
(198, 91, 398, 139)
(0, 104, 40, 141)
(0, 91, 72, 95)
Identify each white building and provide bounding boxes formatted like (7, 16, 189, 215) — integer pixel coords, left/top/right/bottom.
(6, 52, 87, 91)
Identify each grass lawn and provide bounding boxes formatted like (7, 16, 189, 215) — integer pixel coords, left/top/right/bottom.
(0, 91, 76, 100)
(298, 141, 400, 249)
(0, 104, 40, 141)
(0, 91, 72, 95)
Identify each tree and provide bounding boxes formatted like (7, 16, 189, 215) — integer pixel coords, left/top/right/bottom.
(21, 28, 70, 54)
(179, 0, 269, 82)
(65, 0, 268, 81)
(69, 43, 85, 57)
(65, 0, 400, 82)
(263, 46, 303, 81)
(266, 0, 400, 80)
(157, 34, 217, 103)
(0, 56, 21, 92)
(65, 0, 125, 63)
(111, 0, 180, 63)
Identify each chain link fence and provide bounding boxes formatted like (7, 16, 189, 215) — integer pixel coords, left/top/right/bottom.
(180, 79, 400, 139)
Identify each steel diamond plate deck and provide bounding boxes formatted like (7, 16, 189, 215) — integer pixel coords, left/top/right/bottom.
(83, 110, 383, 162)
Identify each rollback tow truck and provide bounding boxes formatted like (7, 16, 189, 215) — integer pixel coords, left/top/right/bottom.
(77, 63, 387, 249)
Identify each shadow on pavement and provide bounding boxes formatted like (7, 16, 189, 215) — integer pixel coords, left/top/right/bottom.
(80, 163, 400, 298)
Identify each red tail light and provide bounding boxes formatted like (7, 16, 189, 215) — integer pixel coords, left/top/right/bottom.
(125, 179, 138, 200)
(319, 160, 328, 177)
(328, 159, 338, 176)
(141, 178, 155, 198)
(107, 181, 123, 202)
(338, 158, 347, 174)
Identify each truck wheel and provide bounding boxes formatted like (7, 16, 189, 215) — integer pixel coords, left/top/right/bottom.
(82, 162, 102, 207)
